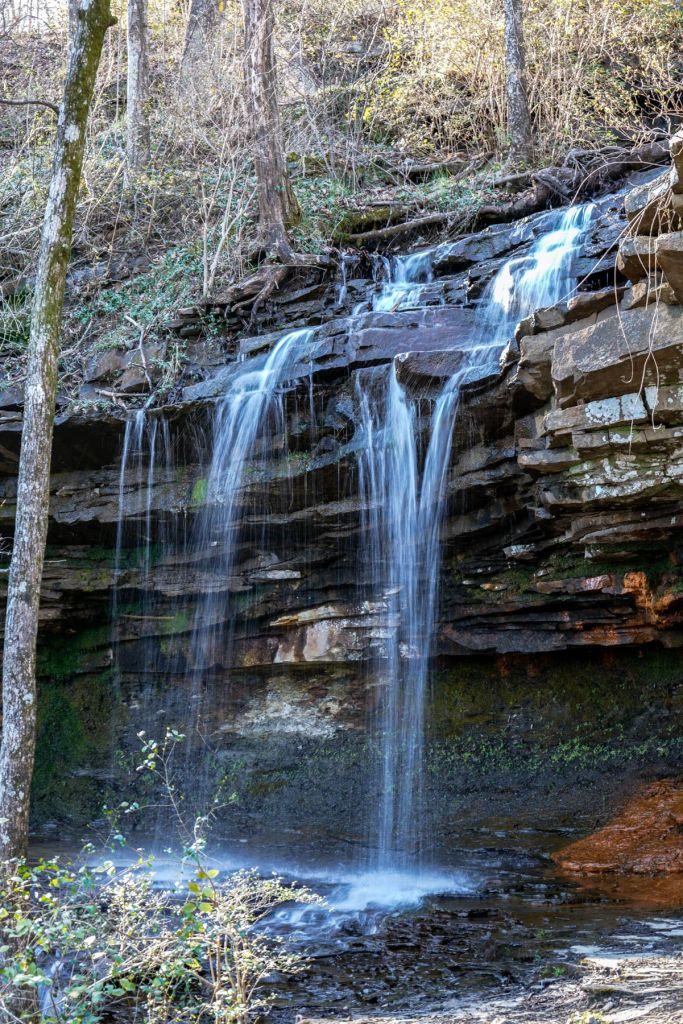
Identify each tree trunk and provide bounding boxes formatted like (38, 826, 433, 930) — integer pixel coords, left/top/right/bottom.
(67, 0, 79, 56)
(503, 0, 532, 164)
(0, 0, 114, 865)
(126, 0, 150, 179)
(241, 0, 299, 258)
(180, 0, 221, 90)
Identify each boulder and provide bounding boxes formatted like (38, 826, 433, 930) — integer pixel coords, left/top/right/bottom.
(511, 332, 555, 403)
(515, 288, 622, 341)
(655, 230, 683, 302)
(565, 287, 622, 319)
(620, 274, 678, 310)
(623, 170, 683, 235)
(616, 235, 658, 283)
(543, 392, 649, 440)
(551, 304, 683, 406)
(84, 346, 128, 384)
(432, 219, 536, 273)
(670, 129, 683, 194)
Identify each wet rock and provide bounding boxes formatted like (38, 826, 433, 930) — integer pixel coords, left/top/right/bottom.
(433, 219, 535, 273)
(183, 307, 478, 403)
(553, 780, 683, 879)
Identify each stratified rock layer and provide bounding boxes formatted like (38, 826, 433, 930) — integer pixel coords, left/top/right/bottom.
(0, 166, 681, 838)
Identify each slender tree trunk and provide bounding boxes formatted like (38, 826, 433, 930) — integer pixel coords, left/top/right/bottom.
(180, 0, 222, 90)
(0, 0, 114, 865)
(126, 0, 150, 179)
(241, 0, 299, 258)
(503, 0, 532, 164)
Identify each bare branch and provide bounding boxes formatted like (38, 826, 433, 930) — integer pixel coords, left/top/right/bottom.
(0, 97, 59, 115)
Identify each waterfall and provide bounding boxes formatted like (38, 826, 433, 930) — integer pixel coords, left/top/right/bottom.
(190, 327, 314, 671)
(110, 202, 593, 872)
(360, 203, 594, 874)
(371, 251, 436, 312)
(112, 407, 175, 757)
(356, 368, 420, 868)
(112, 328, 315, 836)
(178, 327, 315, 812)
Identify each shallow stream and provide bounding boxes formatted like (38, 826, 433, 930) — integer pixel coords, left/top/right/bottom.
(31, 821, 682, 1019)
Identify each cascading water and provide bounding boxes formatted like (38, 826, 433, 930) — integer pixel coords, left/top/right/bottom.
(111, 328, 315, 839)
(112, 407, 174, 711)
(180, 327, 316, 808)
(355, 369, 420, 869)
(191, 326, 313, 660)
(360, 203, 595, 877)
(371, 250, 437, 312)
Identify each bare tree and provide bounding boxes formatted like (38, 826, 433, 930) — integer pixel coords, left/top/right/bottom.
(503, 0, 532, 164)
(126, 0, 151, 178)
(0, 0, 115, 864)
(181, 0, 222, 89)
(241, 0, 299, 257)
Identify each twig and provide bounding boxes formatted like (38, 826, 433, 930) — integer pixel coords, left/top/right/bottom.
(124, 313, 153, 390)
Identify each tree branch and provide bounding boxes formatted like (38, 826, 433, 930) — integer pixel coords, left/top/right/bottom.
(0, 97, 59, 115)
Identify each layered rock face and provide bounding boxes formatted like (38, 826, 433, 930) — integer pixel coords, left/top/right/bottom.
(0, 166, 681, 840)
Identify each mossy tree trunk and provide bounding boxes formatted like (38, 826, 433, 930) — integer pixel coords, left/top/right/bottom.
(503, 0, 532, 164)
(126, 0, 151, 179)
(0, 0, 115, 865)
(241, 0, 300, 259)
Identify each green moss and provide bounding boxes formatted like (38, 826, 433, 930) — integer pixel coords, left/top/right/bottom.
(246, 776, 288, 798)
(32, 674, 118, 827)
(33, 687, 88, 794)
(38, 625, 112, 682)
(191, 477, 208, 505)
(429, 648, 683, 746)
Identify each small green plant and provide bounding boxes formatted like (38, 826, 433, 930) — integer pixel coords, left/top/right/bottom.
(0, 731, 321, 1023)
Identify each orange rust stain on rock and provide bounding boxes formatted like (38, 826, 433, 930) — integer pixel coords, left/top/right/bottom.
(622, 570, 655, 618)
(553, 780, 683, 908)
